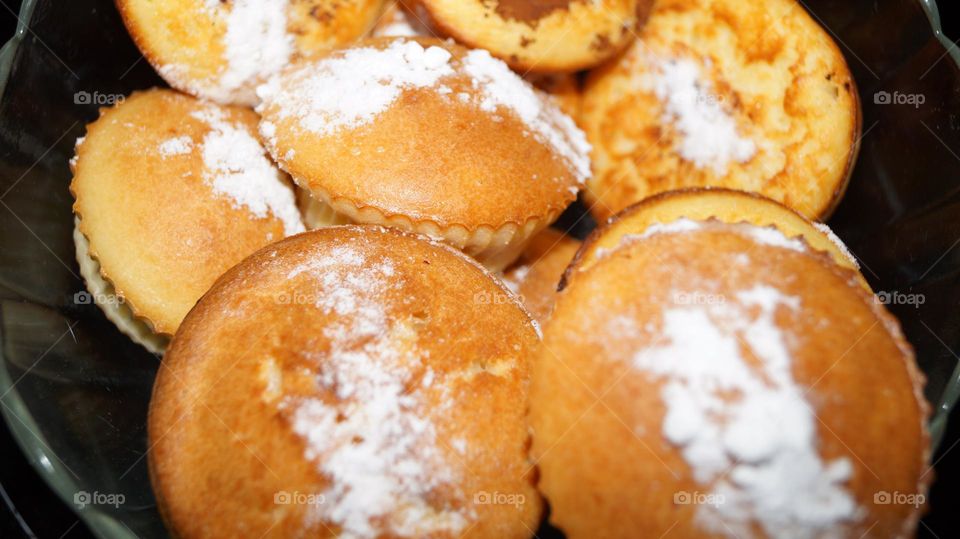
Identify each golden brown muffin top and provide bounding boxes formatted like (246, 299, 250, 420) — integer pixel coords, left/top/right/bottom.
(149, 226, 543, 538)
(70, 88, 303, 336)
(531, 220, 929, 538)
(116, 0, 387, 105)
(412, 0, 647, 72)
(582, 0, 860, 221)
(256, 37, 591, 231)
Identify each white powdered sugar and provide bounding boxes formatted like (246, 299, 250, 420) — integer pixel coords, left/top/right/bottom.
(157, 135, 194, 158)
(200, 0, 294, 104)
(630, 285, 860, 537)
(603, 219, 807, 259)
(192, 106, 304, 235)
(285, 245, 467, 537)
(256, 40, 454, 137)
(594, 218, 704, 260)
(649, 57, 756, 173)
(813, 222, 859, 269)
(460, 49, 592, 183)
(745, 225, 806, 252)
(634, 217, 704, 239)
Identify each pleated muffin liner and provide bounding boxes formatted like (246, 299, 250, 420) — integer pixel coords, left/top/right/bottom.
(295, 182, 565, 272)
(73, 217, 170, 355)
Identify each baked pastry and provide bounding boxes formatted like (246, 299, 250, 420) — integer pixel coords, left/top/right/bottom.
(530, 219, 929, 538)
(371, 4, 583, 120)
(70, 89, 303, 352)
(569, 188, 866, 288)
(502, 227, 581, 322)
(582, 0, 861, 222)
(116, 0, 387, 106)
(149, 225, 542, 538)
(409, 0, 649, 73)
(257, 37, 591, 270)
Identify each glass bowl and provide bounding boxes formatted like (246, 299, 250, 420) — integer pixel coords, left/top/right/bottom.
(1, 0, 958, 537)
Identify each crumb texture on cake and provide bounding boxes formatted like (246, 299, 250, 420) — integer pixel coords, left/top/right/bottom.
(582, 0, 860, 221)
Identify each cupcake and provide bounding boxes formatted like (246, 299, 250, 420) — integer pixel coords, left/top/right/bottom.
(149, 226, 543, 538)
(581, 0, 861, 222)
(408, 0, 651, 72)
(502, 227, 581, 322)
(70, 89, 303, 352)
(530, 218, 929, 538)
(116, 0, 387, 106)
(256, 37, 591, 270)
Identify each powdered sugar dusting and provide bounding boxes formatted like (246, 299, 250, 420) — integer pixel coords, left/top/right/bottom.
(813, 222, 859, 269)
(192, 106, 304, 235)
(604, 219, 807, 259)
(256, 40, 454, 137)
(745, 226, 806, 252)
(194, 0, 294, 104)
(157, 135, 194, 158)
(460, 49, 591, 183)
(631, 285, 860, 537)
(285, 244, 467, 537)
(649, 57, 756, 173)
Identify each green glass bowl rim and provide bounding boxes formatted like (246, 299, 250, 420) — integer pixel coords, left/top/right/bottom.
(1, 1, 958, 537)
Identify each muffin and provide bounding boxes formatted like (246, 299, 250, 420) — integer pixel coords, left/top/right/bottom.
(70, 89, 303, 352)
(409, 0, 650, 73)
(569, 188, 866, 289)
(582, 0, 861, 222)
(149, 226, 543, 538)
(502, 227, 581, 322)
(116, 0, 387, 106)
(256, 37, 591, 270)
(530, 219, 929, 538)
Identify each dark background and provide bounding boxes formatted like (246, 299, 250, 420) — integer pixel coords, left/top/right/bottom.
(1, 1, 959, 538)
